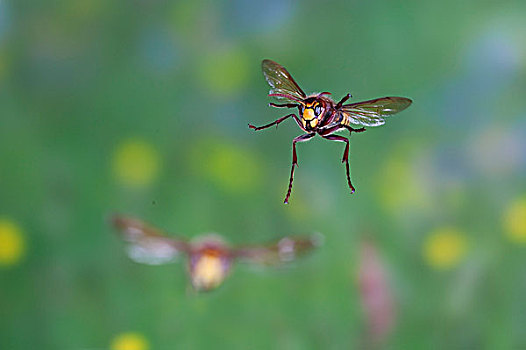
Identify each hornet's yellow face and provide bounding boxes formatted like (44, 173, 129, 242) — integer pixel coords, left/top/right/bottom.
(301, 101, 324, 131)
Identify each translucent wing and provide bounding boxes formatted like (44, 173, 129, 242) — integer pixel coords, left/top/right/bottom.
(111, 215, 190, 265)
(262, 59, 306, 103)
(233, 233, 323, 266)
(341, 97, 412, 127)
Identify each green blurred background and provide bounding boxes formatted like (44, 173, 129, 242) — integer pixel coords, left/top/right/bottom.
(1, 0, 526, 348)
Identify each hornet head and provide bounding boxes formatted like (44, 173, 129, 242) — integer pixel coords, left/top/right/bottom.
(300, 98, 326, 131)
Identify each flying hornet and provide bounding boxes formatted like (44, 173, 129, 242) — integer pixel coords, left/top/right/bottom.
(249, 59, 412, 203)
(111, 215, 322, 292)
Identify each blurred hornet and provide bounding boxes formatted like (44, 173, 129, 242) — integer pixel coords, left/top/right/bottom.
(112, 215, 322, 292)
(249, 59, 412, 203)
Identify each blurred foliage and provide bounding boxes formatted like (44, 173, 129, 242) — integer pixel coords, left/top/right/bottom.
(1, 0, 526, 348)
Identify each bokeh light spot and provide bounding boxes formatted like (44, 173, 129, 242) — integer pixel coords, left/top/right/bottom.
(376, 152, 432, 215)
(199, 47, 250, 96)
(192, 141, 262, 194)
(208, 144, 260, 193)
(0, 218, 25, 267)
(110, 332, 149, 350)
(112, 138, 161, 188)
(503, 197, 526, 244)
(424, 227, 467, 269)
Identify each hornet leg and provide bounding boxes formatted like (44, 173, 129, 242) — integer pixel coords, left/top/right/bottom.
(269, 102, 298, 108)
(249, 113, 296, 131)
(284, 133, 315, 204)
(344, 125, 366, 134)
(336, 93, 352, 108)
(321, 134, 356, 194)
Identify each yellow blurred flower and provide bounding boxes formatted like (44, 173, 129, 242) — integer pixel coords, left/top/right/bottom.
(192, 141, 262, 194)
(424, 227, 467, 269)
(199, 47, 250, 96)
(112, 138, 161, 188)
(503, 197, 526, 243)
(110, 332, 149, 350)
(0, 218, 25, 267)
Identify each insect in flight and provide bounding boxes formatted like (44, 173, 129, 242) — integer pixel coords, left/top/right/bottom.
(111, 215, 323, 292)
(249, 59, 412, 203)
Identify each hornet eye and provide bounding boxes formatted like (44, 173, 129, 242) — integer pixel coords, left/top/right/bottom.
(314, 106, 322, 116)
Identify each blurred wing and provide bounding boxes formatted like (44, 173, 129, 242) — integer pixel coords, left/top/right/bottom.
(262, 59, 306, 103)
(341, 97, 412, 127)
(111, 215, 189, 265)
(233, 233, 323, 266)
